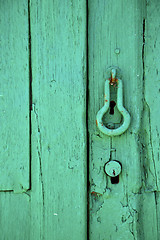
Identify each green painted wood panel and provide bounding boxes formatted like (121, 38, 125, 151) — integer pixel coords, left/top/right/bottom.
(141, 1, 160, 239)
(0, 0, 30, 191)
(29, 0, 87, 239)
(88, 0, 160, 239)
(0, 192, 30, 240)
(1, 1, 160, 239)
(144, 0, 160, 191)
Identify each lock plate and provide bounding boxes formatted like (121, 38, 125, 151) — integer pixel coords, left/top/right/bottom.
(104, 160, 122, 177)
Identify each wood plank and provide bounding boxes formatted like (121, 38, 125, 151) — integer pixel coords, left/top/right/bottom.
(0, 192, 30, 240)
(144, 0, 160, 191)
(139, 2, 160, 239)
(0, 0, 30, 191)
(30, 1, 87, 239)
(140, 192, 159, 240)
(88, 0, 148, 239)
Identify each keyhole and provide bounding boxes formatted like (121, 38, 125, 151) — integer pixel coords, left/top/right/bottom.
(111, 175, 119, 184)
(109, 101, 116, 115)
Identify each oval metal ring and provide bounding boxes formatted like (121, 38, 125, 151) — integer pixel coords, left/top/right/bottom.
(96, 77, 131, 136)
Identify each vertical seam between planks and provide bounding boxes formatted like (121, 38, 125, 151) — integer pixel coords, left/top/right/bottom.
(86, 0, 90, 239)
(142, 18, 145, 92)
(28, 0, 32, 191)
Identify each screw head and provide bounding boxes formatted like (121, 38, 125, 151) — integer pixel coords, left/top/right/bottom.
(115, 48, 120, 54)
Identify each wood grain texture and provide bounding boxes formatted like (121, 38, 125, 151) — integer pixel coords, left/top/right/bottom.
(1, 1, 160, 239)
(143, 0, 160, 191)
(0, 192, 30, 240)
(140, 1, 160, 239)
(0, 0, 30, 191)
(30, 0, 87, 239)
(88, 0, 154, 239)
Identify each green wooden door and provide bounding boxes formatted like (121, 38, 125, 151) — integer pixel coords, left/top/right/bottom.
(0, 0, 160, 239)
(88, 0, 160, 239)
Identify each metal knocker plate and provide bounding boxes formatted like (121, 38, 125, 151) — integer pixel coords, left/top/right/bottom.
(96, 68, 131, 136)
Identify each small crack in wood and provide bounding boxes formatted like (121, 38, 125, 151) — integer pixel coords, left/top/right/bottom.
(33, 104, 45, 210)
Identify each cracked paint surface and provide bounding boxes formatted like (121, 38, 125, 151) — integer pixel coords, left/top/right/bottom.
(88, 0, 160, 239)
(32, 103, 45, 210)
